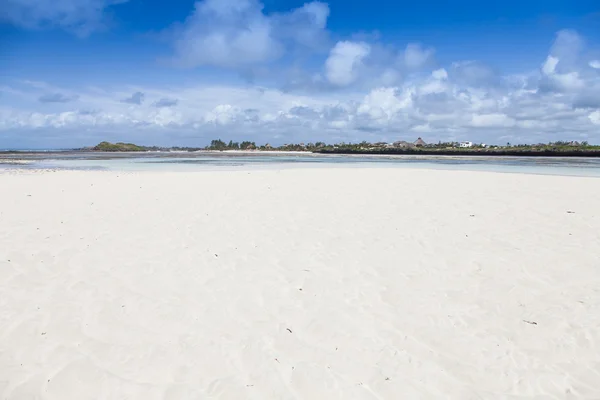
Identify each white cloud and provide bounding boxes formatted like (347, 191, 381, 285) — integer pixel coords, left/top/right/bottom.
(590, 60, 600, 69)
(204, 104, 240, 125)
(450, 61, 497, 87)
(418, 79, 447, 95)
(172, 0, 329, 68)
(174, 0, 278, 68)
(309, 40, 440, 89)
(1, 0, 128, 36)
(380, 69, 401, 86)
(550, 72, 585, 91)
(325, 41, 371, 86)
(274, 2, 329, 49)
(2, 62, 599, 147)
(357, 87, 411, 121)
(432, 68, 448, 80)
(411, 123, 432, 133)
(470, 114, 515, 128)
(404, 43, 435, 69)
(540, 60, 586, 93)
(515, 119, 558, 130)
(549, 30, 583, 69)
(538, 30, 598, 94)
(542, 56, 559, 75)
(2, 25, 600, 147)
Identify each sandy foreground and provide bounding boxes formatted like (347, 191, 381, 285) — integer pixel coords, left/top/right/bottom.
(1, 168, 600, 399)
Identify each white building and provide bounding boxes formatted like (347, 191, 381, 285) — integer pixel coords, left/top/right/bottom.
(459, 141, 473, 148)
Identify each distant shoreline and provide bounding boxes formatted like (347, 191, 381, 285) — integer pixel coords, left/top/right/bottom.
(46, 140, 598, 158)
(315, 148, 600, 158)
(3, 148, 600, 158)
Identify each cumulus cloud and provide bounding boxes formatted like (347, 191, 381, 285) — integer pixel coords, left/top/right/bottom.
(539, 54, 585, 93)
(541, 71, 585, 92)
(471, 114, 516, 128)
(172, 0, 329, 68)
(325, 41, 371, 86)
(542, 56, 559, 75)
(122, 92, 145, 105)
(1, 75, 598, 146)
(153, 98, 178, 108)
(38, 93, 77, 103)
(548, 29, 583, 70)
(357, 87, 410, 122)
(1, 0, 129, 36)
(450, 61, 498, 87)
(538, 30, 595, 94)
(310, 40, 440, 90)
(404, 43, 435, 69)
(273, 2, 330, 50)
(431, 68, 448, 80)
(589, 60, 600, 69)
(2, 28, 600, 147)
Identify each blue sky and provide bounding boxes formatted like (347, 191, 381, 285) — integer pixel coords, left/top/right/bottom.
(1, 0, 599, 149)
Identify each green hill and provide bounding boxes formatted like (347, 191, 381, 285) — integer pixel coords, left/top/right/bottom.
(92, 142, 146, 152)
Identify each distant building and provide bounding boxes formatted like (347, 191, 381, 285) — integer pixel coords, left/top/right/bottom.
(459, 141, 473, 148)
(393, 141, 414, 148)
(414, 137, 427, 147)
(265, 143, 273, 150)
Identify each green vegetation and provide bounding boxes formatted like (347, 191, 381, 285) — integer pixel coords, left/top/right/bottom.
(89, 139, 600, 157)
(93, 141, 146, 152)
(316, 140, 600, 157)
(90, 141, 204, 152)
(319, 140, 600, 155)
(205, 139, 257, 150)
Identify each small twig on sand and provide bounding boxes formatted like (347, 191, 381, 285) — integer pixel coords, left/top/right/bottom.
(523, 320, 538, 325)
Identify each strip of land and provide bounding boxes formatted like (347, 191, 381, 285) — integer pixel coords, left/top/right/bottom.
(63, 140, 600, 157)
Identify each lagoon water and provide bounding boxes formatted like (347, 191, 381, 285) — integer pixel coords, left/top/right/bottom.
(2, 151, 600, 177)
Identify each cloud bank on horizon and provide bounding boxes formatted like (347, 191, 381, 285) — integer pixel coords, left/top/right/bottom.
(1, 0, 599, 148)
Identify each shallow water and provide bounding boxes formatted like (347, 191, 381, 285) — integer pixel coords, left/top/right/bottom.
(2, 152, 600, 177)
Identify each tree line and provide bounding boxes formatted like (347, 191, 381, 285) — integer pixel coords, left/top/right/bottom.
(90, 139, 600, 154)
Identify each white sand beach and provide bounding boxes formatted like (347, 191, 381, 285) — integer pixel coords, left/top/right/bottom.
(1, 168, 600, 399)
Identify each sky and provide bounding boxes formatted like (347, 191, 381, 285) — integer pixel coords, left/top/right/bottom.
(1, 0, 599, 149)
